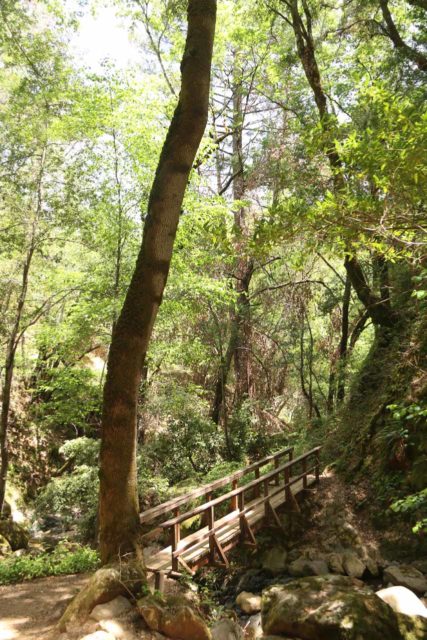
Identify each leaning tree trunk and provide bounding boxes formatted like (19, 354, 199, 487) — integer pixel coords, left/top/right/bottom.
(99, 0, 217, 564)
(282, 0, 397, 331)
(336, 273, 351, 402)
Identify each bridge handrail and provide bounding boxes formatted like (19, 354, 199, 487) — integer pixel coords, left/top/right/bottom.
(169, 461, 319, 559)
(140, 446, 293, 524)
(161, 446, 321, 529)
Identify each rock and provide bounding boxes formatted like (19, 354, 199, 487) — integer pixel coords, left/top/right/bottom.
(0, 517, 29, 551)
(287, 547, 301, 562)
(377, 586, 427, 618)
(340, 521, 360, 543)
(235, 591, 261, 614)
(261, 548, 287, 574)
(138, 594, 211, 640)
(288, 557, 329, 577)
(211, 618, 244, 640)
(236, 569, 275, 594)
(98, 618, 140, 639)
(343, 551, 365, 578)
(328, 552, 344, 575)
(365, 556, 379, 577)
(412, 560, 427, 575)
(396, 612, 427, 639)
(244, 613, 262, 639)
(261, 574, 404, 640)
(80, 632, 115, 640)
(384, 565, 427, 594)
(90, 596, 132, 621)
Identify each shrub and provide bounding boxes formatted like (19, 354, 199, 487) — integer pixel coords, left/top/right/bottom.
(147, 411, 223, 484)
(0, 544, 100, 584)
(35, 437, 100, 540)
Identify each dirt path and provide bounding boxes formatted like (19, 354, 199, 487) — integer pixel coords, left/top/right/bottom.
(0, 573, 89, 640)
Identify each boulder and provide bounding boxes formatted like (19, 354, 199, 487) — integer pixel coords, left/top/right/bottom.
(327, 552, 344, 575)
(377, 586, 427, 618)
(412, 560, 427, 575)
(235, 591, 261, 614)
(288, 557, 329, 577)
(396, 612, 427, 639)
(211, 618, 244, 640)
(261, 574, 404, 640)
(90, 596, 132, 621)
(262, 548, 287, 574)
(365, 556, 379, 577)
(236, 569, 275, 594)
(98, 618, 140, 639)
(384, 565, 427, 594)
(59, 561, 145, 631)
(138, 594, 211, 640)
(343, 551, 365, 578)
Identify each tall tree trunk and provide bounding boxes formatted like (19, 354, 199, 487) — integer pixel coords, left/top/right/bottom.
(0, 238, 35, 512)
(231, 62, 254, 407)
(0, 144, 45, 513)
(98, 0, 216, 564)
(336, 273, 351, 402)
(211, 325, 237, 425)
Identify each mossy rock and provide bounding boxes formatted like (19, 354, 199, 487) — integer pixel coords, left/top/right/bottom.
(262, 574, 406, 640)
(138, 592, 211, 640)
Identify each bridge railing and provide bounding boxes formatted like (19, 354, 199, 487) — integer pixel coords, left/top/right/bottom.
(160, 446, 321, 573)
(140, 446, 293, 536)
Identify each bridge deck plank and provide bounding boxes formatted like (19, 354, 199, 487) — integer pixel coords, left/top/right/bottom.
(145, 475, 315, 574)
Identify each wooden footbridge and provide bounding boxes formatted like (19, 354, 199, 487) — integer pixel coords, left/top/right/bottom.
(140, 446, 321, 590)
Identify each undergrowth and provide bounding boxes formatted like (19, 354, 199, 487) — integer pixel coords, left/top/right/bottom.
(0, 544, 100, 585)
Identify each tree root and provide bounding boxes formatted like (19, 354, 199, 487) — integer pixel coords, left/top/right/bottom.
(58, 556, 146, 632)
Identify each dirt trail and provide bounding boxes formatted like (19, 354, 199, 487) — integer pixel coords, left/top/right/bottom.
(0, 573, 89, 640)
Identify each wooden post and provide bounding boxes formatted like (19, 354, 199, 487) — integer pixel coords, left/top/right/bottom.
(255, 468, 260, 497)
(274, 457, 280, 486)
(315, 451, 320, 483)
(289, 449, 293, 461)
(264, 479, 270, 521)
(155, 571, 165, 593)
(231, 480, 238, 510)
(284, 466, 291, 502)
(202, 492, 212, 525)
(302, 457, 307, 489)
(207, 506, 215, 563)
(238, 492, 245, 539)
(171, 524, 180, 572)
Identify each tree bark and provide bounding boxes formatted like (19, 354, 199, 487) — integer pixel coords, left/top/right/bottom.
(379, 0, 427, 71)
(336, 273, 351, 402)
(211, 325, 237, 425)
(98, 0, 216, 564)
(231, 62, 254, 407)
(344, 255, 396, 328)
